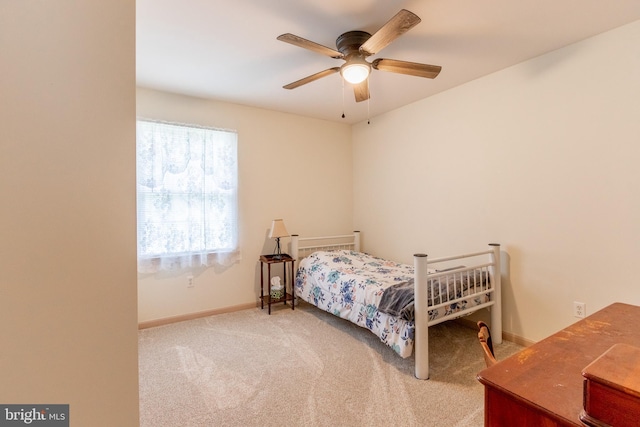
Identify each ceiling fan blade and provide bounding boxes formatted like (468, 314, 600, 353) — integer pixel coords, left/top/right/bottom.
(277, 33, 343, 59)
(372, 58, 441, 79)
(353, 80, 370, 102)
(360, 9, 421, 56)
(283, 67, 341, 90)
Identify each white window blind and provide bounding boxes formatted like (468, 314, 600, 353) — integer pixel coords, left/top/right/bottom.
(136, 119, 239, 274)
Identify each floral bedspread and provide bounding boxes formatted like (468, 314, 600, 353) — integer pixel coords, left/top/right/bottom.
(295, 250, 491, 358)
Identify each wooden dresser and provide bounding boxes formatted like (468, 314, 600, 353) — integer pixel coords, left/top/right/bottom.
(477, 303, 640, 426)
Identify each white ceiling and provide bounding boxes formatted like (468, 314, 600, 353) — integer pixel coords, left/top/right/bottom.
(136, 0, 640, 124)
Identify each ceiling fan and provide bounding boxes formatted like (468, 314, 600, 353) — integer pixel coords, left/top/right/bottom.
(277, 9, 442, 103)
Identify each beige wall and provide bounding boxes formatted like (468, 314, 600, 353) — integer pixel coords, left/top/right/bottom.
(353, 20, 640, 342)
(0, 1, 139, 426)
(136, 88, 353, 322)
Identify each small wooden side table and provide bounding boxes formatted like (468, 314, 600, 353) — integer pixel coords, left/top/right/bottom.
(259, 254, 296, 315)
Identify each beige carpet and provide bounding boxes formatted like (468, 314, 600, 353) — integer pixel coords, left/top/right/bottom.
(139, 301, 522, 427)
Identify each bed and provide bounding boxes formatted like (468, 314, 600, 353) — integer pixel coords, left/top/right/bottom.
(290, 231, 502, 380)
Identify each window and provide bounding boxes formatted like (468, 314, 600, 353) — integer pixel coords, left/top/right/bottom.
(136, 119, 239, 274)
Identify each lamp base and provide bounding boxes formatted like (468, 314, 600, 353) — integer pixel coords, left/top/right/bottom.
(273, 237, 283, 259)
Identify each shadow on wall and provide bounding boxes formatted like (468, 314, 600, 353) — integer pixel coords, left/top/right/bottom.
(500, 247, 523, 341)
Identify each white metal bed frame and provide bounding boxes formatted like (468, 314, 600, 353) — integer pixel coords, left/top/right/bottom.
(290, 231, 502, 380)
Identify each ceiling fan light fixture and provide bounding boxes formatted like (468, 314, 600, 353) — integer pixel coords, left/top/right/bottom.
(340, 60, 370, 84)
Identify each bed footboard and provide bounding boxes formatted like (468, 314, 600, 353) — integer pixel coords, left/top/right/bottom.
(414, 244, 502, 380)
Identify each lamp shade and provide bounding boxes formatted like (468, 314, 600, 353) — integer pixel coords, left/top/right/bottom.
(269, 219, 289, 239)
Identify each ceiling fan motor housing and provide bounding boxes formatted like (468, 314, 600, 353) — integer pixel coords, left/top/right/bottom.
(336, 30, 372, 57)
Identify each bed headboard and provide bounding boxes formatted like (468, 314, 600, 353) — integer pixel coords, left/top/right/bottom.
(290, 231, 361, 260)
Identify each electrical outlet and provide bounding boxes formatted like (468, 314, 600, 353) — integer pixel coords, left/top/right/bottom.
(187, 275, 194, 288)
(573, 301, 586, 318)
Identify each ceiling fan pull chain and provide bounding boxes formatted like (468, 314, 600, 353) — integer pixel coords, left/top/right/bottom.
(341, 78, 346, 119)
(367, 79, 371, 124)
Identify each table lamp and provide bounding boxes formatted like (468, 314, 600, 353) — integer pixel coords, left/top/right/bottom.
(269, 219, 289, 259)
